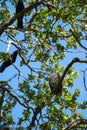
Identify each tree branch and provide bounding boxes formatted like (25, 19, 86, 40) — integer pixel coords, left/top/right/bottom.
(64, 119, 87, 130)
(83, 70, 87, 91)
(0, 84, 8, 121)
(0, 2, 43, 35)
(28, 102, 45, 129)
(70, 29, 87, 50)
(0, 1, 56, 35)
(5, 87, 27, 108)
(0, 89, 5, 113)
(57, 57, 87, 88)
(0, 82, 27, 108)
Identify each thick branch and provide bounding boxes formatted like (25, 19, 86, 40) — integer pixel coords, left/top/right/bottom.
(0, 1, 56, 35)
(64, 119, 87, 130)
(0, 2, 43, 35)
(58, 57, 87, 87)
(28, 102, 45, 129)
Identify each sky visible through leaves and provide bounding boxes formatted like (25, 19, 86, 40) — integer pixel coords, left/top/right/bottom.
(0, 0, 87, 128)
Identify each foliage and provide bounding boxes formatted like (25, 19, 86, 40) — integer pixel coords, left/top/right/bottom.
(0, 0, 87, 130)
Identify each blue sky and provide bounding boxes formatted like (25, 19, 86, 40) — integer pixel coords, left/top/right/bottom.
(0, 0, 87, 127)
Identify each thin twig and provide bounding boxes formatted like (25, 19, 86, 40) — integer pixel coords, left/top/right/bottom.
(83, 70, 87, 91)
(4, 87, 27, 108)
(0, 82, 26, 108)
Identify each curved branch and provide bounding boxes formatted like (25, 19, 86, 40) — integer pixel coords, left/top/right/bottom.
(70, 29, 87, 50)
(58, 57, 87, 88)
(64, 119, 87, 130)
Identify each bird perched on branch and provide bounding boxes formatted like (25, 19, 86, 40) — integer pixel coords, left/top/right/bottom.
(16, 0, 24, 28)
(0, 50, 18, 73)
(49, 73, 62, 95)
